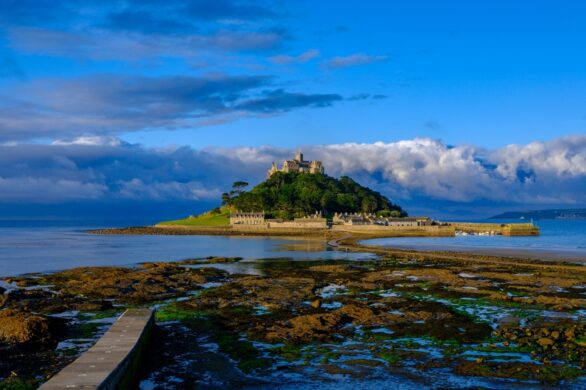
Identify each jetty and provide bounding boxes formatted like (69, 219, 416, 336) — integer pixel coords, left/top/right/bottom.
(447, 222, 540, 236)
(39, 308, 154, 390)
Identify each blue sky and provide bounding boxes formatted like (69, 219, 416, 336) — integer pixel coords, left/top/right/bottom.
(0, 0, 585, 220)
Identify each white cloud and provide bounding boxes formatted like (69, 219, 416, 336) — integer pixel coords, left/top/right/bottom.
(0, 177, 107, 202)
(0, 136, 584, 207)
(323, 53, 388, 69)
(52, 136, 126, 146)
(269, 49, 320, 65)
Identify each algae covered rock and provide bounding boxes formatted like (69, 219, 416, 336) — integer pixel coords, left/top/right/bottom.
(0, 310, 52, 345)
(266, 312, 347, 342)
(0, 287, 6, 308)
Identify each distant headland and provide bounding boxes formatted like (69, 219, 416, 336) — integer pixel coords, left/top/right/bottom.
(491, 208, 586, 220)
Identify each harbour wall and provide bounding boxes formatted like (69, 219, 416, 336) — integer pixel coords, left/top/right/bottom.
(448, 222, 540, 236)
(331, 224, 456, 237)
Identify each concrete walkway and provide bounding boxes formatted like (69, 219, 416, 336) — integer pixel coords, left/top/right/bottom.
(40, 308, 154, 390)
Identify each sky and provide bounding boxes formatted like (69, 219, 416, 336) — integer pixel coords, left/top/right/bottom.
(0, 0, 585, 221)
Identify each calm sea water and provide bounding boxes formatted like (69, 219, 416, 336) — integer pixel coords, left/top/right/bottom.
(1, 219, 585, 277)
(365, 219, 586, 258)
(0, 221, 374, 277)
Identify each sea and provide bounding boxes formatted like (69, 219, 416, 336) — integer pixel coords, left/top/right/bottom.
(366, 219, 586, 260)
(0, 219, 374, 277)
(0, 219, 585, 277)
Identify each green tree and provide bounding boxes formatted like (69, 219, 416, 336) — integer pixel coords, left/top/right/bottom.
(221, 192, 232, 206)
(231, 181, 249, 196)
(361, 196, 377, 213)
(232, 172, 406, 218)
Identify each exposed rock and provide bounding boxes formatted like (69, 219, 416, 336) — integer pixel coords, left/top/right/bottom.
(0, 310, 52, 345)
(0, 287, 6, 308)
(37, 263, 228, 303)
(335, 304, 377, 325)
(265, 312, 347, 342)
(537, 337, 554, 347)
(309, 265, 361, 274)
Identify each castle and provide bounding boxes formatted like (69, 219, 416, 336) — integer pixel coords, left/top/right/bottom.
(267, 151, 324, 178)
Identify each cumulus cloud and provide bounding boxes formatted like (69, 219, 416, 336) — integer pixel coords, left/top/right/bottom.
(269, 49, 320, 64)
(0, 74, 345, 141)
(307, 137, 586, 205)
(52, 136, 127, 147)
(323, 53, 388, 69)
(0, 177, 107, 202)
(0, 136, 584, 208)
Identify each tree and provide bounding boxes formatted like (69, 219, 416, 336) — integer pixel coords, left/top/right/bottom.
(232, 181, 249, 196)
(232, 172, 406, 218)
(221, 192, 232, 206)
(361, 196, 377, 213)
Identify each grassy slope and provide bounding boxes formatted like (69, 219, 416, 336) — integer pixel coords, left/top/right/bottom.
(159, 209, 230, 226)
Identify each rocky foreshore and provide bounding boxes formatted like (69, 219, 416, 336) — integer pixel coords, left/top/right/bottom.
(2, 245, 586, 388)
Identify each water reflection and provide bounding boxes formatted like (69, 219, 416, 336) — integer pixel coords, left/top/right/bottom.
(0, 227, 376, 276)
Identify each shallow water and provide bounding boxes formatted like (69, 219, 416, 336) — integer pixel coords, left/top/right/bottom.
(364, 220, 586, 258)
(0, 226, 374, 277)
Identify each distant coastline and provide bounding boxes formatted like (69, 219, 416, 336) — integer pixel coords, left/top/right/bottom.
(491, 208, 586, 220)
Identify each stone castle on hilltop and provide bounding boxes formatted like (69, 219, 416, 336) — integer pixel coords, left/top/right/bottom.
(267, 151, 324, 178)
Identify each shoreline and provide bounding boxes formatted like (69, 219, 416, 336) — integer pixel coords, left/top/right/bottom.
(89, 225, 584, 267)
(360, 242, 586, 263)
(357, 239, 586, 265)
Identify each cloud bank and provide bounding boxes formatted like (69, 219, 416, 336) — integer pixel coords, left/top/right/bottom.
(3, 0, 287, 60)
(1, 136, 584, 216)
(0, 74, 344, 141)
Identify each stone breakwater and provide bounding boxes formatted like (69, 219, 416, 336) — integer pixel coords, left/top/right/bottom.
(447, 222, 540, 236)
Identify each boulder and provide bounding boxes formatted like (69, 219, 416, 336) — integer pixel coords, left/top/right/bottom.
(537, 337, 554, 347)
(0, 310, 52, 345)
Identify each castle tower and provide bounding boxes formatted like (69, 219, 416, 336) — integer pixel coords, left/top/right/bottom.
(267, 151, 324, 177)
(267, 162, 278, 178)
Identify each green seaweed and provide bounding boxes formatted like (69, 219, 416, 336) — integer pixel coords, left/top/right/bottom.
(0, 377, 37, 390)
(214, 327, 272, 373)
(155, 302, 213, 322)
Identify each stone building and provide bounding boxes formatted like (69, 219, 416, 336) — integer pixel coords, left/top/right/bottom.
(333, 213, 432, 227)
(267, 213, 327, 229)
(267, 151, 324, 178)
(229, 211, 265, 225)
(230, 210, 328, 229)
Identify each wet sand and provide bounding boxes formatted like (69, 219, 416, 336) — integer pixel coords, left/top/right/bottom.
(370, 243, 586, 263)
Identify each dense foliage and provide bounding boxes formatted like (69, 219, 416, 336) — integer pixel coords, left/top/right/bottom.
(229, 172, 406, 219)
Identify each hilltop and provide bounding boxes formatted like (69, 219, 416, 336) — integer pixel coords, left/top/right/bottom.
(159, 171, 406, 226)
(491, 208, 586, 220)
(228, 172, 405, 220)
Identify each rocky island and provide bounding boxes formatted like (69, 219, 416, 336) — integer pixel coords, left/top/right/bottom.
(93, 152, 539, 238)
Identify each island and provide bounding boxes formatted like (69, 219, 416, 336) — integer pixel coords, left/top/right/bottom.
(93, 152, 539, 238)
